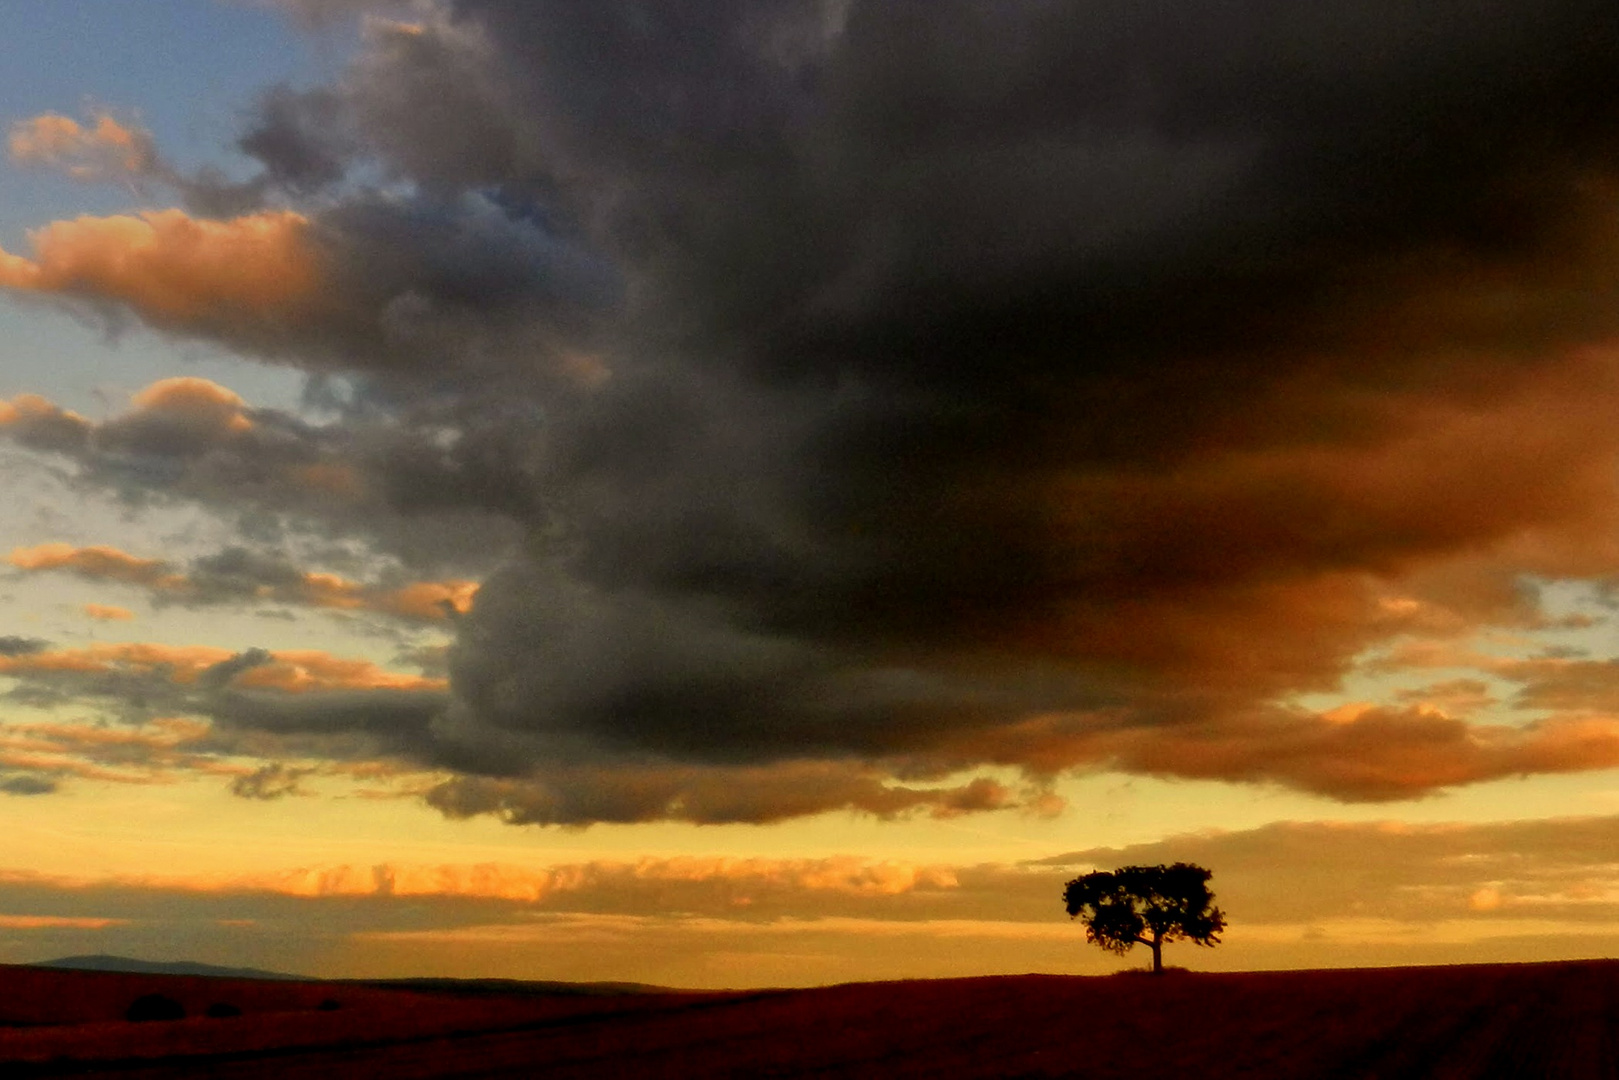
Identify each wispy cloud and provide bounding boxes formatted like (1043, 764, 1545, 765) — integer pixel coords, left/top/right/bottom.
(10, 540, 476, 623)
(8, 111, 160, 184)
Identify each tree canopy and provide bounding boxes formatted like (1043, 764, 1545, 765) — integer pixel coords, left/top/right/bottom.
(1063, 862, 1226, 974)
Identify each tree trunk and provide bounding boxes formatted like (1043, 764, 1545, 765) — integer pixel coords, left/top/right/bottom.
(1150, 937, 1163, 975)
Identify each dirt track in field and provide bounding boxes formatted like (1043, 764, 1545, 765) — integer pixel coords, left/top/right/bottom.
(4, 960, 1617, 1077)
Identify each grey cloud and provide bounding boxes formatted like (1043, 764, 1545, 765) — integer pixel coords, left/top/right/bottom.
(0, 385, 525, 574)
(0, 775, 58, 796)
(212, 685, 447, 752)
(229, 762, 313, 800)
(423, 766, 1012, 828)
(0, 398, 92, 457)
(0, 636, 47, 657)
(187, 549, 309, 602)
(238, 85, 355, 195)
(0, 645, 446, 777)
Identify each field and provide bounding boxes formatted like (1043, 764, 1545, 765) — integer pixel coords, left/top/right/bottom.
(2, 960, 1617, 1077)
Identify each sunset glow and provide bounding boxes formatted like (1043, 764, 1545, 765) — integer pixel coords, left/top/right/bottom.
(3, 0, 1619, 991)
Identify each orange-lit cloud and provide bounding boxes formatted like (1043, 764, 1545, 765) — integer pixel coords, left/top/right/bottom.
(7, 112, 157, 182)
(0, 642, 233, 682)
(0, 394, 78, 428)
(0, 635, 457, 800)
(0, 641, 444, 695)
(0, 209, 316, 323)
(0, 716, 226, 787)
(0, 915, 127, 930)
(292, 573, 478, 620)
(0, 392, 92, 455)
(9, 540, 475, 624)
(233, 651, 446, 693)
(82, 604, 135, 622)
(368, 580, 480, 620)
(0, 855, 958, 904)
(10, 544, 182, 589)
(937, 696, 1619, 804)
(131, 376, 256, 432)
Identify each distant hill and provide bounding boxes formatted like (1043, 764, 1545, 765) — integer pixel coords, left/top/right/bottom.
(32, 955, 295, 981)
(32, 956, 667, 996)
(358, 975, 674, 997)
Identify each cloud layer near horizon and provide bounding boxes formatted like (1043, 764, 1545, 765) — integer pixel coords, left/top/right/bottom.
(10, 814, 1619, 983)
(7, 0, 1619, 823)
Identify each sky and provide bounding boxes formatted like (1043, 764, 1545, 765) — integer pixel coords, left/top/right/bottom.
(4, 0, 1619, 989)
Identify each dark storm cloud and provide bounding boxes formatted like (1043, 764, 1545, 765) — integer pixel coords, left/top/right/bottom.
(9, 0, 1619, 821)
(414, 0, 1619, 814)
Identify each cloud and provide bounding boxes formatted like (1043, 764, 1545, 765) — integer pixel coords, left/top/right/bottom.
(6, 104, 349, 217)
(10, 543, 180, 589)
(0, 640, 446, 701)
(105, 853, 960, 904)
(10, 540, 477, 624)
(0, 776, 58, 796)
(230, 762, 313, 800)
(10, 813, 1619, 982)
(0, 716, 229, 788)
(83, 604, 135, 622)
(0, 394, 92, 456)
(0, 914, 126, 929)
(0, 642, 450, 788)
(956, 704, 1619, 803)
(7, 111, 159, 183)
(10, 0, 1619, 823)
(0, 209, 317, 330)
(422, 767, 1014, 827)
(0, 196, 614, 377)
(0, 378, 523, 573)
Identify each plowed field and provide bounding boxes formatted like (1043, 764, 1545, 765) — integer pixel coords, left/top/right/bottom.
(4, 960, 1617, 1077)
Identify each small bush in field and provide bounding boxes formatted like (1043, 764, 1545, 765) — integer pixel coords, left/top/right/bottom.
(125, 993, 186, 1022)
(205, 1001, 242, 1018)
(317, 998, 342, 1011)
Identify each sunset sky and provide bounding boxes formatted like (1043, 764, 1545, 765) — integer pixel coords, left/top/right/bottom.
(5, 0, 1619, 988)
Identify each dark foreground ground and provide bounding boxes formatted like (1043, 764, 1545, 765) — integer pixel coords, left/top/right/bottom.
(3, 959, 1617, 1077)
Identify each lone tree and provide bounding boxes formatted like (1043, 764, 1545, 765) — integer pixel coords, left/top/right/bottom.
(1063, 862, 1226, 975)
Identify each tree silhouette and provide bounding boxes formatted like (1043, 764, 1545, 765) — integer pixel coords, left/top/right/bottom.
(1063, 862, 1226, 975)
